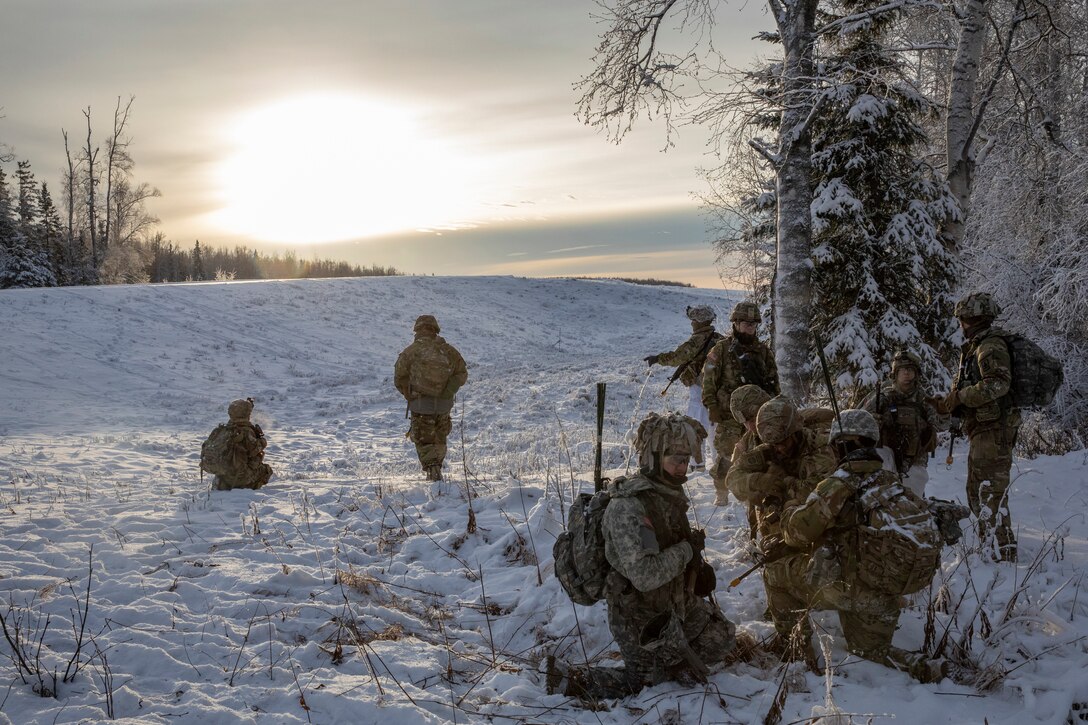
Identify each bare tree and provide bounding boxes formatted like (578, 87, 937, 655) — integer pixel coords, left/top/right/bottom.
(81, 107, 100, 271)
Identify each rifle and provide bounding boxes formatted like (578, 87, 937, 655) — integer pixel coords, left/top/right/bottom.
(660, 333, 719, 397)
(944, 348, 970, 465)
(728, 537, 793, 589)
(812, 330, 842, 428)
(945, 423, 961, 467)
(594, 382, 608, 492)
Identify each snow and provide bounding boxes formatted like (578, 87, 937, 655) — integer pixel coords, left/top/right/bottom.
(0, 275, 1086, 724)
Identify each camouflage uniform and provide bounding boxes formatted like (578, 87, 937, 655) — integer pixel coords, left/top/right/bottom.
(726, 398, 837, 640)
(394, 315, 469, 480)
(213, 399, 273, 491)
(777, 451, 943, 682)
(648, 306, 723, 468)
(701, 303, 779, 502)
(552, 413, 735, 699)
(947, 294, 1021, 561)
(861, 353, 943, 497)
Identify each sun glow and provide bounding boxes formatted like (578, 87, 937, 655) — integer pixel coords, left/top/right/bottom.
(212, 93, 481, 243)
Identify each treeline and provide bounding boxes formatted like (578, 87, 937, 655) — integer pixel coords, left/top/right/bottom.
(570, 275, 694, 288)
(0, 97, 396, 289)
(146, 240, 400, 282)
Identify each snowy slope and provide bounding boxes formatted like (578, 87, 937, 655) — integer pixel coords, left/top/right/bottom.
(0, 276, 1085, 725)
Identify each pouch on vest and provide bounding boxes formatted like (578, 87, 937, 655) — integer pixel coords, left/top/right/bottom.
(408, 396, 455, 415)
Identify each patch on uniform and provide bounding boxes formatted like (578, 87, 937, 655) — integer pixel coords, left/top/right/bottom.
(640, 524, 659, 551)
(706, 347, 719, 364)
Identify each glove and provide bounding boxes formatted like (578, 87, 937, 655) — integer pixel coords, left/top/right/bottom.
(693, 561, 716, 597)
(687, 529, 706, 559)
(707, 407, 723, 424)
(934, 390, 961, 415)
(644, 354, 660, 366)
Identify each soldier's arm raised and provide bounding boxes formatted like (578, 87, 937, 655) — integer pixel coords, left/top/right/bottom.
(655, 334, 700, 368)
(726, 447, 790, 505)
(603, 498, 692, 592)
(957, 338, 1012, 408)
(781, 474, 853, 548)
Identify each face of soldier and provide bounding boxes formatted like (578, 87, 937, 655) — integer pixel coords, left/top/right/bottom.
(735, 320, 757, 336)
(661, 453, 690, 478)
(895, 367, 917, 391)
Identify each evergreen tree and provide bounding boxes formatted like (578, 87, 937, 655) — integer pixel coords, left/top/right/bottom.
(191, 240, 206, 281)
(15, 160, 39, 239)
(38, 183, 67, 284)
(808, 0, 959, 398)
(0, 165, 56, 288)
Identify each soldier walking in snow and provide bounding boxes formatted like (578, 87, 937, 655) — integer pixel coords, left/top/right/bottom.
(200, 398, 274, 491)
(547, 412, 735, 699)
(861, 349, 944, 497)
(394, 314, 468, 482)
(701, 301, 780, 505)
(644, 305, 723, 470)
(937, 293, 1021, 562)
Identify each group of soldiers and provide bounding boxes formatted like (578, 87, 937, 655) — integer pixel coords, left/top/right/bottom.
(202, 294, 1023, 701)
(547, 291, 1022, 699)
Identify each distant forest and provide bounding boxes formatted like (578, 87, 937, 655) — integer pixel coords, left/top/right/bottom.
(0, 98, 399, 289)
(147, 240, 400, 283)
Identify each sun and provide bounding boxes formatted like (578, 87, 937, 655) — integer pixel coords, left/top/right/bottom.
(212, 93, 479, 243)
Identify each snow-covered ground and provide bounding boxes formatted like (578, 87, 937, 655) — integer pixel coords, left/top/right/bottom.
(0, 275, 1085, 725)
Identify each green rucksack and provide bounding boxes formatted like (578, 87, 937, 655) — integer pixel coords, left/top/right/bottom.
(1001, 332, 1064, 408)
(852, 472, 943, 596)
(200, 424, 242, 476)
(409, 339, 455, 398)
(553, 486, 616, 606)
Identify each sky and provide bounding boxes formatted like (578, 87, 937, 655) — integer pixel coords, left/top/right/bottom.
(0, 0, 769, 288)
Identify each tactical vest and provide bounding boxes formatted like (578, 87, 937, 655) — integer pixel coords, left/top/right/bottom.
(730, 338, 775, 393)
(876, 391, 931, 469)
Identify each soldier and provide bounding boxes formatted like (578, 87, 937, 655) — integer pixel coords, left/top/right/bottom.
(729, 384, 772, 540)
(547, 412, 735, 699)
(939, 292, 1021, 562)
(200, 398, 274, 491)
(394, 315, 468, 481)
(701, 301, 780, 505)
(777, 409, 950, 682)
(861, 350, 944, 497)
(644, 305, 723, 470)
(726, 396, 837, 658)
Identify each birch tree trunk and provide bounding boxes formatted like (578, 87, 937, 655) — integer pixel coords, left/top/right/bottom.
(945, 0, 988, 250)
(772, 0, 819, 400)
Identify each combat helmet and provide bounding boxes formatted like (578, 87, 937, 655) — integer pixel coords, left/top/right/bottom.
(730, 384, 772, 426)
(686, 305, 716, 324)
(228, 398, 254, 422)
(635, 412, 707, 470)
(953, 292, 1000, 320)
(414, 314, 440, 333)
(891, 350, 922, 376)
(755, 396, 801, 445)
(729, 301, 761, 324)
(829, 409, 880, 446)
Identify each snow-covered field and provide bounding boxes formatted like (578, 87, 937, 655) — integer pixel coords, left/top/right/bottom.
(0, 275, 1086, 725)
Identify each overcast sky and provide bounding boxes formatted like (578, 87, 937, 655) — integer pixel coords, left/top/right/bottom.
(1, 0, 769, 288)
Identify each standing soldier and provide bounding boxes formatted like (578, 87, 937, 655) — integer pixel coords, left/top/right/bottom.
(701, 301, 780, 505)
(547, 412, 735, 699)
(644, 305, 723, 470)
(939, 293, 1020, 562)
(726, 396, 838, 660)
(861, 350, 944, 497)
(394, 315, 468, 482)
(777, 409, 951, 682)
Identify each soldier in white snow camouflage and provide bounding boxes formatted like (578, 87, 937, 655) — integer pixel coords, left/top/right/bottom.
(644, 305, 723, 469)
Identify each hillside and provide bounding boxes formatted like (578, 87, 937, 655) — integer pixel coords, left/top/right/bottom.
(0, 276, 1085, 724)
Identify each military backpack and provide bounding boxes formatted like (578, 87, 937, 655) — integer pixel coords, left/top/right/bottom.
(553, 486, 617, 606)
(1001, 332, 1064, 408)
(852, 473, 943, 596)
(409, 340, 456, 398)
(200, 424, 242, 476)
